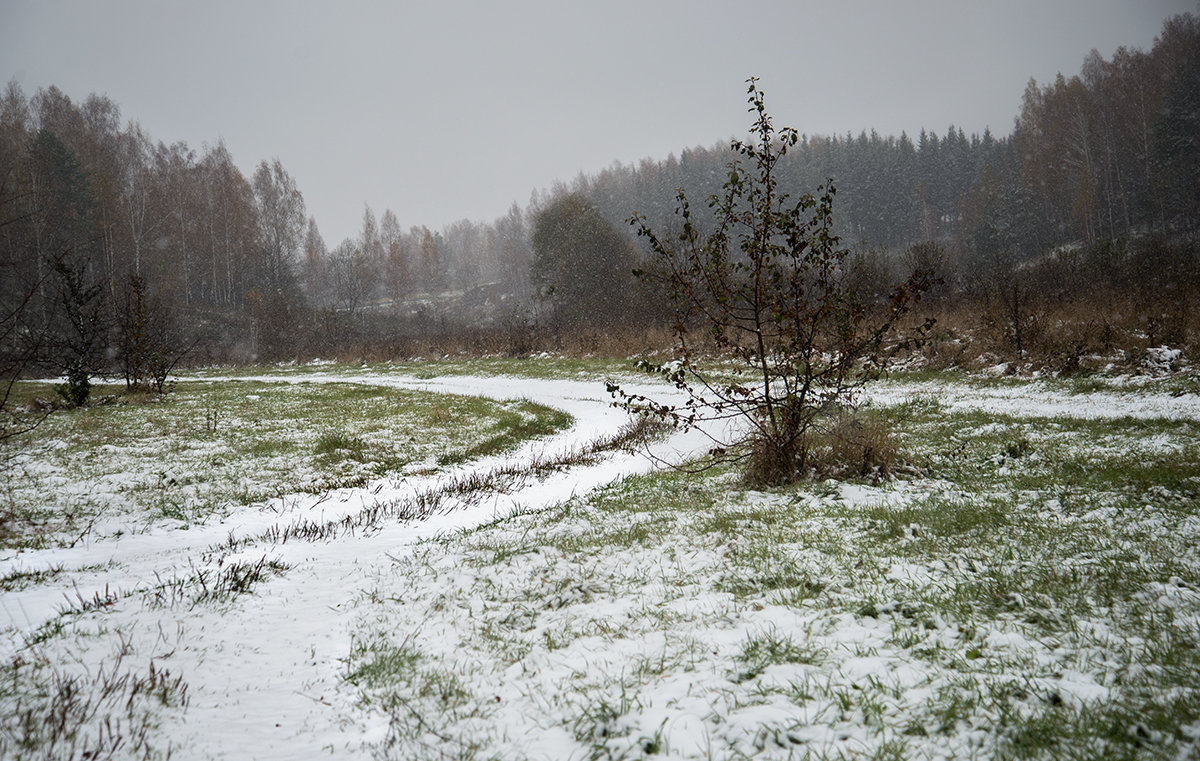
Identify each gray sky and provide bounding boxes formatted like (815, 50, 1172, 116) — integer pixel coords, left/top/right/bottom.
(2, 0, 1195, 245)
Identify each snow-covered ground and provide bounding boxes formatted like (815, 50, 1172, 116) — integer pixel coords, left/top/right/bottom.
(2, 369, 1198, 759)
(870, 376, 1200, 422)
(0, 373, 709, 759)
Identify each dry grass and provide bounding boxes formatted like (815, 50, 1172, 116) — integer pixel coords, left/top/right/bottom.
(891, 288, 1197, 376)
(817, 411, 901, 479)
(742, 410, 903, 486)
(256, 324, 680, 367)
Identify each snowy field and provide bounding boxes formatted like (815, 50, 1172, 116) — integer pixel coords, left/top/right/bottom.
(1, 361, 1198, 760)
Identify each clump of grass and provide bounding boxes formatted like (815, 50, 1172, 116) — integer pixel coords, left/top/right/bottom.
(1004, 436, 1033, 459)
(54, 584, 124, 617)
(146, 555, 289, 608)
(347, 639, 422, 693)
(195, 556, 289, 604)
(819, 410, 902, 479)
(0, 645, 188, 760)
(737, 629, 825, 682)
(0, 564, 65, 592)
(569, 684, 643, 753)
(313, 429, 368, 459)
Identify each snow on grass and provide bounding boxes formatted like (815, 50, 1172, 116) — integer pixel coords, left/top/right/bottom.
(2, 363, 1198, 760)
(0, 380, 572, 548)
(1, 369, 666, 760)
(344, 381, 1200, 760)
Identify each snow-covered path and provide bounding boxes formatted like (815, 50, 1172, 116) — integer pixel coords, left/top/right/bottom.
(2, 371, 1195, 759)
(0, 373, 710, 759)
(147, 374, 717, 759)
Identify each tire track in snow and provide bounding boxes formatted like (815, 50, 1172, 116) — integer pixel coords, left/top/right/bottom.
(1, 373, 701, 760)
(2, 371, 1192, 758)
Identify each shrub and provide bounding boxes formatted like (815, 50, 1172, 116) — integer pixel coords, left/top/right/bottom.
(55, 364, 90, 408)
(612, 79, 933, 485)
(822, 412, 900, 478)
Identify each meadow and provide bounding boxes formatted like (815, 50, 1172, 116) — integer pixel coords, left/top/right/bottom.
(1, 359, 1197, 760)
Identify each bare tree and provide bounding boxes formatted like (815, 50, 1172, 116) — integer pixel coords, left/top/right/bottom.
(252, 158, 305, 294)
(327, 239, 371, 319)
(301, 215, 327, 304)
(116, 274, 190, 393)
(380, 209, 409, 305)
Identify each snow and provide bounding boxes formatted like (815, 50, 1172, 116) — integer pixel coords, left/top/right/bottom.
(2, 369, 1198, 759)
(870, 377, 1200, 422)
(1, 372, 709, 759)
(1144, 346, 1184, 374)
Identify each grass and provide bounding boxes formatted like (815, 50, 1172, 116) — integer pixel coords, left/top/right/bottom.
(313, 429, 368, 458)
(437, 400, 573, 465)
(0, 642, 189, 761)
(737, 629, 827, 681)
(0, 376, 573, 548)
(0, 563, 65, 591)
(347, 637, 423, 693)
(344, 382, 1200, 760)
(145, 556, 290, 609)
(6, 360, 1198, 759)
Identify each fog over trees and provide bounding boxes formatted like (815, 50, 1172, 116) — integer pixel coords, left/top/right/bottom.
(2, 12, 1198, 389)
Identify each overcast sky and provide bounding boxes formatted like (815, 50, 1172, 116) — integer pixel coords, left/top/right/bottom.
(2, 0, 1194, 244)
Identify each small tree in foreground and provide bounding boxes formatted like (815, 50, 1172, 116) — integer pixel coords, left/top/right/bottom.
(612, 79, 934, 485)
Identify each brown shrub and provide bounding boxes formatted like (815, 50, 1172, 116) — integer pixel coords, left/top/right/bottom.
(744, 410, 901, 486)
(818, 412, 900, 480)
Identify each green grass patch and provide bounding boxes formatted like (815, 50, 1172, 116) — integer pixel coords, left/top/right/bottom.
(313, 429, 368, 458)
(1, 376, 573, 547)
(437, 400, 572, 465)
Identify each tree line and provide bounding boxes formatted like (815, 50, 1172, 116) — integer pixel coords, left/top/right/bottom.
(577, 14, 1197, 259)
(2, 11, 1198, 404)
(1, 83, 309, 385)
(526, 13, 1199, 337)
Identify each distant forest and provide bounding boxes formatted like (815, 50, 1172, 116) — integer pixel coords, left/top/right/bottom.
(2, 13, 1198, 383)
